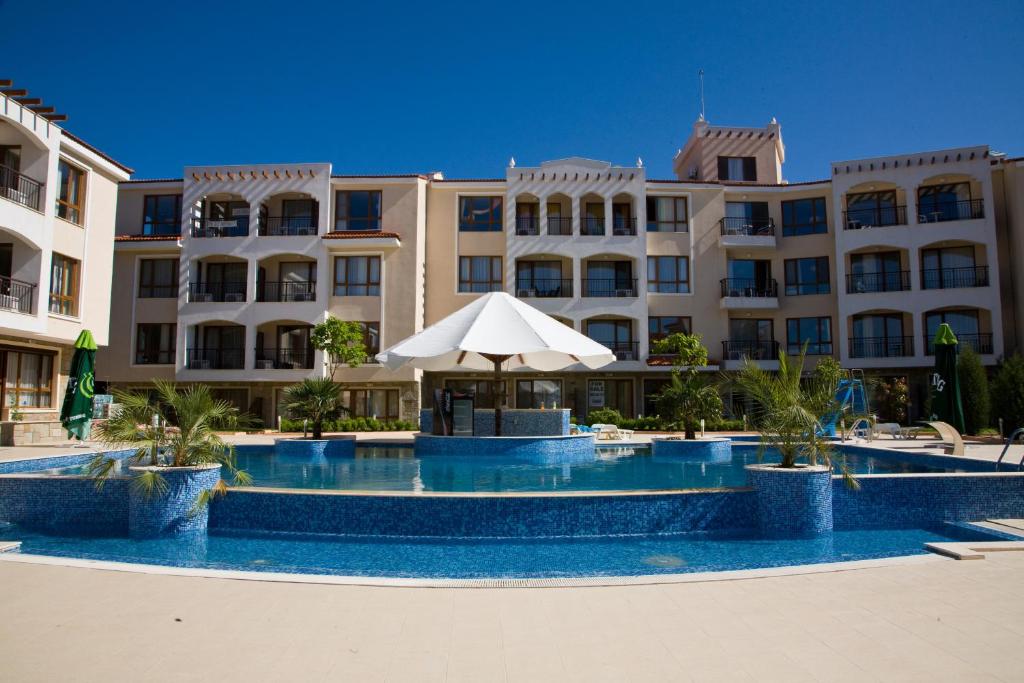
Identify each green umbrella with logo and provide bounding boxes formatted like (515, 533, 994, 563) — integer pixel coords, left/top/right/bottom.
(60, 330, 97, 440)
(929, 323, 965, 434)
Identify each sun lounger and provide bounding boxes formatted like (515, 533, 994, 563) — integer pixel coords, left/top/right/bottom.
(592, 424, 634, 440)
(874, 422, 902, 439)
(900, 426, 922, 439)
(923, 421, 965, 456)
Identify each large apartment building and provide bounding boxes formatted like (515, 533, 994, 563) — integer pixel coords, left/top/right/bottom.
(99, 117, 1024, 426)
(0, 87, 130, 439)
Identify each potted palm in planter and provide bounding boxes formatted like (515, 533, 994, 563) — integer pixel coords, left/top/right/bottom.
(735, 350, 857, 536)
(88, 380, 252, 538)
(278, 377, 355, 456)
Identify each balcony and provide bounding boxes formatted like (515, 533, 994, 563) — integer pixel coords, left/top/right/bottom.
(722, 340, 779, 361)
(917, 199, 984, 223)
(846, 271, 911, 294)
(925, 332, 992, 356)
(719, 278, 779, 309)
(186, 348, 244, 369)
(601, 341, 639, 361)
(515, 216, 539, 236)
(0, 164, 43, 211)
(718, 217, 776, 248)
(257, 281, 316, 302)
(547, 217, 572, 235)
(515, 278, 572, 298)
(0, 275, 35, 314)
(843, 206, 908, 230)
(848, 336, 914, 358)
(921, 266, 989, 290)
(612, 217, 637, 236)
(582, 278, 638, 297)
(188, 281, 247, 303)
(259, 216, 318, 236)
(254, 348, 314, 370)
(135, 349, 175, 365)
(191, 217, 249, 238)
(581, 217, 605, 236)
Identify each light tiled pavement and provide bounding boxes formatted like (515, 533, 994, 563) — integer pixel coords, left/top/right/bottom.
(1, 554, 1024, 682)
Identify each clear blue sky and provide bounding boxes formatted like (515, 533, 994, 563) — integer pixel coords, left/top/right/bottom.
(3, 0, 1021, 181)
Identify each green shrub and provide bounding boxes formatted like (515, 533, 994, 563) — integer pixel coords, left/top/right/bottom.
(585, 408, 625, 426)
(991, 354, 1024, 434)
(279, 417, 418, 433)
(959, 346, 991, 435)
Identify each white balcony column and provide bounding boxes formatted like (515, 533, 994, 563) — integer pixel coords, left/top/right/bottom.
(906, 247, 921, 297)
(909, 311, 925, 359)
(244, 324, 257, 372)
(317, 251, 331, 305)
(245, 194, 267, 238)
(907, 187, 919, 225)
(247, 256, 260, 304)
(538, 196, 548, 236)
(571, 195, 581, 237)
(604, 197, 613, 236)
(179, 325, 194, 371)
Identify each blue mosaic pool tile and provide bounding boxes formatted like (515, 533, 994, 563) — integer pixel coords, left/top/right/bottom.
(419, 409, 570, 436)
(748, 466, 833, 536)
(0, 476, 130, 535)
(128, 465, 223, 538)
(413, 434, 595, 463)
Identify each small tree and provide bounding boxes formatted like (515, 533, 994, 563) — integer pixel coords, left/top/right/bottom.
(871, 376, 910, 424)
(959, 346, 991, 435)
(652, 333, 723, 439)
(991, 354, 1024, 435)
(310, 317, 368, 380)
(282, 378, 345, 439)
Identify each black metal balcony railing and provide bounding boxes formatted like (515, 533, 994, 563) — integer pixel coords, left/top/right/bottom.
(719, 216, 775, 236)
(515, 278, 572, 298)
(612, 217, 637, 236)
(135, 349, 175, 365)
(925, 333, 993, 356)
(186, 348, 245, 369)
(259, 216, 318, 236)
(849, 336, 914, 358)
(0, 275, 35, 314)
(921, 266, 989, 290)
(254, 348, 314, 370)
(547, 216, 572, 235)
(581, 217, 605, 236)
(720, 278, 779, 298)
(138, 284, 178, 299)
(595, 341, 639, 361)
(192, 217, 250, 238)
(582, 278, 638, 297)
(515, 216, 539, 236)
(917, 199, 984, 223)
(722, 340, 779, 361)
(0, 164, 43, 211)
(257, 281, 316, 302)
(188, 281, 247, 303)
(843, 206, 908, 229)
(846, 271, 912, 294)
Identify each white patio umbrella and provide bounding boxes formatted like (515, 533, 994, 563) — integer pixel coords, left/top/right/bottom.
(376, 292, 616, 435)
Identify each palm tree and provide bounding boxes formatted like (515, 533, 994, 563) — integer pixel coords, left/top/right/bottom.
(89, 380, 252, 500)
(734, 347, 857, 488)
(656, 372, 723, 439)
(282, 377, 345, 439)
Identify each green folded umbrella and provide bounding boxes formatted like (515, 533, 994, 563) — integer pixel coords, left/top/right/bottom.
(60, 330, 97, 440)
(929, 323, 966, 434)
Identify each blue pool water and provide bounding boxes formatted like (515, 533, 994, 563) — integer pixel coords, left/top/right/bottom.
(41, 443, 972, 493)
(0, 522, 1009, 579)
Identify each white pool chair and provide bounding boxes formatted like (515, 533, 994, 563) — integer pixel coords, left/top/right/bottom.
(874, 422, 902, 439)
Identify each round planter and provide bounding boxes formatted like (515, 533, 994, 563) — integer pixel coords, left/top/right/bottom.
(127, 464, 222, 539)
(745, 463, 833, 536)
(651, 437, 732, 463)
(274, 435, 357, 459)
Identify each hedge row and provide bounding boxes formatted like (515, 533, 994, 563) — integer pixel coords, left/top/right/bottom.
(280, 417, 419, 433)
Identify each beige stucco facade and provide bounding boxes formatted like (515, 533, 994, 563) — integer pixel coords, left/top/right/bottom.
(98, 117, 1024, 423)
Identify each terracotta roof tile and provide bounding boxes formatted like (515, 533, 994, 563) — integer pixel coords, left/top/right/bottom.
(61, 130, 134, 174)
(115, 234, 181, 242)
(120, 178, 183, 184)
(322, 231, 401, 240)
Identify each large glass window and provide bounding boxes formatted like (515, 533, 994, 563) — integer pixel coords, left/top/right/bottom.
(925, 309, 984, 354)
(648, 316, 692, 353)
(458, 256, 502, 293)
(781, 197, 827, 236)
(848, 251, 905, 293)
(345, 388, 399, 420)
(333, 256, 381, 296)
(921, 246, 984, 289)
(647, 256, 690, 293)
(784, 256, 830, 295)
(516, 379, 562, 409)
(845, 190, 900, 228)
(334, 191, 381, 231)
(142, 195, 182, 235)
(851, 314, 908, 357)
(359, 321, 380, 356)
(786, 317, 832, 355)
(516, 260, 566, 297)
(586, 319, 635, 360)
(206, 200, 249, 236)
(444, 379, 508, 409)
(643, 379, 670, 416)
(136, 323, 176, 365)
(646, 196, 688, 232)
(138, 258, 178, 298)
(723, 201, 772, 235)
(587, 379, 634, 418)
(458, 196, 503, 232)
(717, 156, 756, 181)
(918, 183, 977, 222)
(49, 253, 80, 316)
(56, 159, 85, 225)
(4, 350, 53, 408)
(584, 260, 634, 296)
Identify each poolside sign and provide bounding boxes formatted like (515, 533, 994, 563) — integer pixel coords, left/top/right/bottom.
(60, 329, 97, 441)
(589, 380, 605, 407)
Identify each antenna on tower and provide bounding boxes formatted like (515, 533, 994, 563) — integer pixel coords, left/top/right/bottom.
(698, 69, 706, 121)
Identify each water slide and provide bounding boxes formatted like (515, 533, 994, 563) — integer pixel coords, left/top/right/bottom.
(818, 371, 869, 437)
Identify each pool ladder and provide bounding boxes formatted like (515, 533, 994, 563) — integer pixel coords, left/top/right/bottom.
(995, 428, 1024, 471)
(844, 417, 873, 442)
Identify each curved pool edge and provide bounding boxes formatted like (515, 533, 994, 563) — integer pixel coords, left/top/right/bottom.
(0, 548, 946, 589)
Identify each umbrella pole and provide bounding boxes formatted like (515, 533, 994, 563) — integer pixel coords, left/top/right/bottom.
(482, 354, 510, 437)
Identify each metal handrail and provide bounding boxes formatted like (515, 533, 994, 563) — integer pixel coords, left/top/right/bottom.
(846, 271, 911, 293)
(0, 274, 35, 314)
(259, 216, 318, 236)
(719, 216, 775, 236)
(593, 341, 639, 361)
(843, 205, 908, 229)
(720, 278, 778, 297)
(921, 266, 989, 290)
(257, 281, 316, 302)
(848, 336, 914, 358)
(581, 217, 605, 235)
(254, 348, 314, 369)
(722, 340, 779, 361)
(581, 278, 638, 297)
(0, 163, 43, 211)
(917, 198, 984, 223)
(135, 350, 175, 365)
(612, 217, 637, 236)
(925, 333, 992, 355)
(186, 348, 245, 369)
(515, 216, 539, 235)
(515, 278, 572, 298)
(995, 428, 1024, 471)
(188, 281, 247, 302)
(547, 216, 572, 235)
(192, 217, 249, 237)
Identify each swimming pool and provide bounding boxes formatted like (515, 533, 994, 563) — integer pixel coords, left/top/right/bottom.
(0, 521, 1012, 580)
(39, 443, 976, 493)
